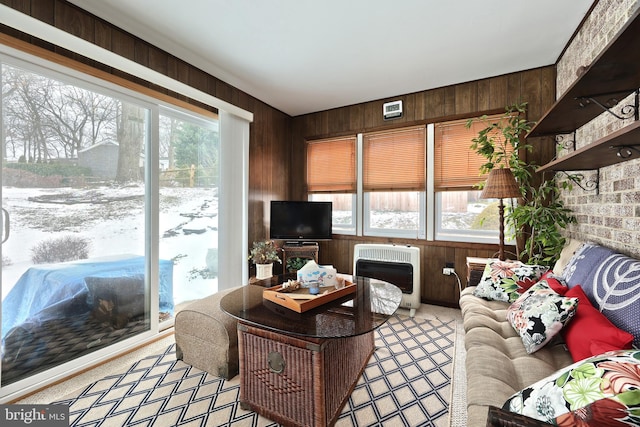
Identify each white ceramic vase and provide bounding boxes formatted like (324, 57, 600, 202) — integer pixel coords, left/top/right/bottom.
(256, 263, 273, 280)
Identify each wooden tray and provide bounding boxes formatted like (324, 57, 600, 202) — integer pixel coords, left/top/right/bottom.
(263, 281, 356, 313)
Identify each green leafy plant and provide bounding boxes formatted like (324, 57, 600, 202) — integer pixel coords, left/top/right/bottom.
(467, 103, 578, 267)
(286, 257, 309, 272)
(509, 178, 577, 266)
(248, 240, 281, 264)
(467, 102, 533, 184)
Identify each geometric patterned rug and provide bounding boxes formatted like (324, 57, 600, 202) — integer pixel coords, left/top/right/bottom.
(52, 314, 456, 426)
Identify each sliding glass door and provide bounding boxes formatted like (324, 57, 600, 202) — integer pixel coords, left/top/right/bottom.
(0, 61, 152, 387)
(158, 109, 220, 309)
(0, 51, 219, 396)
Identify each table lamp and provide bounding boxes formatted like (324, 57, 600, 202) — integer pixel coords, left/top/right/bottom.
(480, 168, 521, 261)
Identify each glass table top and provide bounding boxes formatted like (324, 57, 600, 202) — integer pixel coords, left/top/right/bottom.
(220, 274, 402, 339)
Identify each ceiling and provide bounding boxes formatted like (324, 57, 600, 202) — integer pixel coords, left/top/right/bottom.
(69, 0, 595, 117)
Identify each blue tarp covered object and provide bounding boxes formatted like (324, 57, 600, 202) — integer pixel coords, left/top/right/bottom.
(2, 256, 173, 340)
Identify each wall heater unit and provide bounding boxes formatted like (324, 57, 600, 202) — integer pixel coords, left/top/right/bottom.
(353, 244, 421, 317)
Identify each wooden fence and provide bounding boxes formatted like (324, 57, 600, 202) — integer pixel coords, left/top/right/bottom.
(159, 165, 217, 187)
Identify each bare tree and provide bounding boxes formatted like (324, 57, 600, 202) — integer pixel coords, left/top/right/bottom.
(116, 102, 145, 182)
(40, 83, 119, 158)
(159, 115, 178, 169)
(41, 84, 89, 159)
(4, 64, 147, 183)
(4, 68, 54, 162)
(2, 64, 17, 160)
(3, 64, 119, 163)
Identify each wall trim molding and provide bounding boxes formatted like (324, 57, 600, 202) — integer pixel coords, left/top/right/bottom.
(0, 4, 253, 123)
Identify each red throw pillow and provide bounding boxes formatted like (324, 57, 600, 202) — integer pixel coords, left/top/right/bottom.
(518, 271, 568, 295)
(544, 273, 569, 295)
(562, 285, 634, 362)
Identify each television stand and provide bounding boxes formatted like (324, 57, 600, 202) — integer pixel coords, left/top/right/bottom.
(282, 242, 319, 272)
(284, 241, 318, 247)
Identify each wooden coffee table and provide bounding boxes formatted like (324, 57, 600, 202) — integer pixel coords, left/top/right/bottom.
(221, 274, 402, 427)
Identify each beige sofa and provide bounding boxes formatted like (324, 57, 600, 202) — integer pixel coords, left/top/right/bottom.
(460, 286, 573, 426)
(460, 239, 640, 426)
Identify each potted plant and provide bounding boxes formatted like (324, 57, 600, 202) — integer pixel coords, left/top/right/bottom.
(248, 240, 281, 279)
(286, 256, 309, 273)
(467, 103, 577, 267)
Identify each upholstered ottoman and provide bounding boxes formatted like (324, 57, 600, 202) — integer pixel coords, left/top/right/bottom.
(174, 287, 239, 379)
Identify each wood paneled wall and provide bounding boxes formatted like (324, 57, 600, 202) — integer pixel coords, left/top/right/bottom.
(292, 67, 558, 306)
(0, 0, 293, 251)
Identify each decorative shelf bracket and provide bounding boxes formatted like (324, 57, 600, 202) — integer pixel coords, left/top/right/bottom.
(611, 144, 640, 159)
(555, 170, 599, 194)
(555, 131, 576, 151)
(575, 89, 640, 121)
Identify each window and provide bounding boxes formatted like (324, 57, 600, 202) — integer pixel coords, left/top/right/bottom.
(433, 115, 513, 243)
(307, 136, 356, 234)
(363, 127, 426, 237)
(305, 116, 512, 244)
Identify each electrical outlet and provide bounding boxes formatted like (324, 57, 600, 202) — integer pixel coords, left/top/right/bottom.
(442, 267, 455, 275)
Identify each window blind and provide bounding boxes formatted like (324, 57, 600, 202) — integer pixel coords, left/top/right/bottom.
(363, 126, 426, 192)
(434, 114, 511, 191)
(306, 136, 356, 193)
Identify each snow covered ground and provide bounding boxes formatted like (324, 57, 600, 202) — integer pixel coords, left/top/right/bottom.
(1, 184, 218, 305)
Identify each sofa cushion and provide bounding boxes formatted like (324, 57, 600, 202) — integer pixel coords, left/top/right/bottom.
(503, 349, 640, 425)
(460, 286, 574, 427)
(531, 271, 569, 295)
(562, 242, 640, 349)
(562, 285, 634, 362)
(473, 259, 548, 303)
(552, 238, 584, 277)
(506, 281, 579, 354)
(560, 242, 615, 289)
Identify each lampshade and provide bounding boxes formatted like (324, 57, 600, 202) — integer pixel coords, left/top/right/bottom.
(480, 168, 521, 200)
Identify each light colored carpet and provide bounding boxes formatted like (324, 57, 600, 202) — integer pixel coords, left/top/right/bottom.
(448, 312, 467, 427)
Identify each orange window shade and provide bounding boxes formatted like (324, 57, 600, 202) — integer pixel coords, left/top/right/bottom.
(362, 126, 426, 192)
(434, 115, 512, 191)
(307, 136, 356, 193)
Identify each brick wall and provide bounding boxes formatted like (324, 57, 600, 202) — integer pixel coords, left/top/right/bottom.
(555, 0, 640, 257)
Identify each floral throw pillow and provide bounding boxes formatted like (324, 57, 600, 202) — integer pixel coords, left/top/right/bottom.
(506, 281, 579, 354)
(503, 349, 640, 426)
(473, 259, 548, 303)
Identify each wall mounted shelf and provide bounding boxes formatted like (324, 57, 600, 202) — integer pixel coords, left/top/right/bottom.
(528, 7, 640, 193)
(528, 8, 640, 138)
(537, 120, 640, 173)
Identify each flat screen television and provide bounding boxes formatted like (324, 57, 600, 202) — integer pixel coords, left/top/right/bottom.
(269, 201, 332, 242)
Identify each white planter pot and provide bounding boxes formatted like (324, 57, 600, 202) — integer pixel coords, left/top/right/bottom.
(256, 263, 273, 280)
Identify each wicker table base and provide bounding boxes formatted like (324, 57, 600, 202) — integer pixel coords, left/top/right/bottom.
(238, 323, 374, 427)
